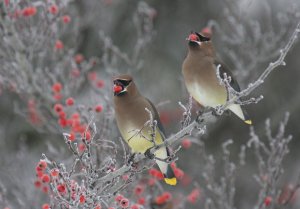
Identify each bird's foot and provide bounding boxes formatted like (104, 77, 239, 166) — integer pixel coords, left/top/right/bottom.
(144, 148, 155, 160)
(196, 114, 204, 123)
(211, 105, 224, 117)
(224, 109, 231, 117)
(127, 153, 136, 166)
(196, 107, 209, 123)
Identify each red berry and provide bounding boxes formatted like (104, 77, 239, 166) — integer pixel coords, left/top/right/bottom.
(71, 113, 80, 119)
(66, 97, 74, 106)
(4, 0, 9, 6)
(134, 185, 144, 195)
(42, 203, 50, 209)
(79, 195, 86, 204)
(69, 132, 76, 142)
(162, 192, 172, 201)
(38, 160, 47, 170)
(188, 34, 198, 41)
(181, 138, 191, 149)
(54, 104, 63, 113)
(120, 198, 129, 208)
(155, 196, 166, 205)
(74, 54, 84, 64)
(34, 180, 42, 188)
(149, 168, 158, 176)
(50, 168, 59, 177)
(48, 4, 58, 14)
(36, 170, 44, 178)
(137, 197, 145, 205)
(55, 40, 64, 50)
(42, 174, 50, 183)
(94, 205, 102, 209)
(156, 171, 164, 180)
(187, 188, 201, 204)
(42, 186, 48, 193)
(95, 105, 103, 113)
(170, 162, 176, 169)
(82, 131, 91, 141)
(58, 118, 68, 127)
(57, 184, 66, 193)
(96, 80, 104, 88)
(264, 196, 272, 206)
(115, 194, 123, 202)
(174, 168, 184, 179)
(22, 7, 37, 17)
(201, 27, 212, 38)
(52, 83, 62, 93)
(113, 85, 123, 94)
(130, 205, 140, 209)
(122, 175, 129, 181)
(61, 15, 71, 23)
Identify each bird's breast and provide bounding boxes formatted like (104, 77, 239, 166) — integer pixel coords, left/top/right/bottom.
(115, 101, 163, 154)
(119, 124, 163, 154)
(183, 62, 227, 107)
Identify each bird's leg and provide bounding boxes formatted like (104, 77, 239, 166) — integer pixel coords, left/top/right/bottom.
(211, 105, 223, 117)
(127, 153, 136, 166)
(224, 109, 231, 117)
(196, 107, 207, 123)
(144, 147, 155, 160)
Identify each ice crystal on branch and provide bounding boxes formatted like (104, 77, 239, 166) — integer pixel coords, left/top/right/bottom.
(207, 0, 300, 82)
(0, 1, 156, 133)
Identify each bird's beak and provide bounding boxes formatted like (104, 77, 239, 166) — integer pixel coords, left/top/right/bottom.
(113, 84, 126, 96)
(186, 35, 201, 46)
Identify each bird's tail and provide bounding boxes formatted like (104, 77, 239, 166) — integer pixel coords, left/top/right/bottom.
(163, 164, 177, 186)
(228, 104, 252, 125)
(155, 147, 177, 186)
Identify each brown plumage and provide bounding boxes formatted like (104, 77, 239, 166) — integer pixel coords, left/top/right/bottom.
(182, 32, 252, 124)
(113, 75, 177, 185)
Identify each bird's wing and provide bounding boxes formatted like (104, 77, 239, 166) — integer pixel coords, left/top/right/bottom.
(145, 98, 167, 140)
(146, 98, 176, 184)
(214, 59, 241, 92)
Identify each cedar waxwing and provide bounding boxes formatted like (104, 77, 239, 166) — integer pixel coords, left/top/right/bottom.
(113, 75, 177, 185)
(182, 31, 252, 124)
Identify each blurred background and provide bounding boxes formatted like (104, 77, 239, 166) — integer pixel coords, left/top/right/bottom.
(1, 0, 300, 208)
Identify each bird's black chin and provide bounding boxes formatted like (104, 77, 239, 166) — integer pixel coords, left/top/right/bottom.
(114, 90, 127, 97)
(188, 41, 200, 47)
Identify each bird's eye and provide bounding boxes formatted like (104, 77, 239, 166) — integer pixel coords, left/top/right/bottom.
(117, 79, 132, 87)
(195, 32, 210, 42)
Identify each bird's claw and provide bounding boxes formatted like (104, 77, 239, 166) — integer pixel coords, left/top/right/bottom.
(144, 148, 155, 160)
(224, 109, 231, 116)
(127, 153, 136, 166)
(211, 106, 223, 117)
(196, 107, 207, 123)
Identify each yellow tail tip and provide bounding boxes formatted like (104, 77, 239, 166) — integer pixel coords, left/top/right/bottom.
(164, 178, 177, 186)
(244, 120, 252, 125)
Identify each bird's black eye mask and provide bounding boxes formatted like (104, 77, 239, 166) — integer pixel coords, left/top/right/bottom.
(195, 32, 210, 42)
(114, 79, 132, 87)
(113, 79, 132, 96)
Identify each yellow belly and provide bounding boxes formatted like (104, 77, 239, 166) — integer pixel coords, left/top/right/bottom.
(187, 82, 227, 107)
(121, 128, 164, 154)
